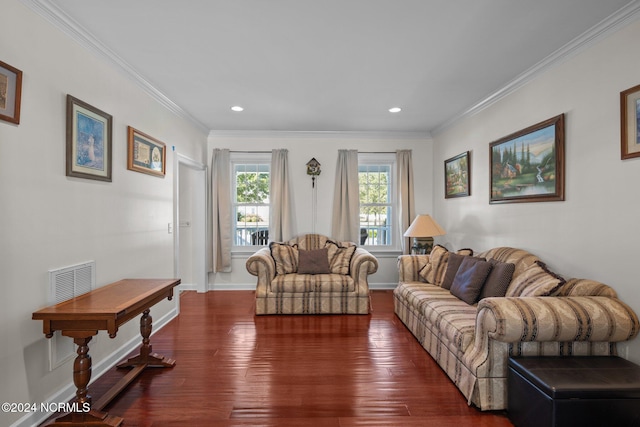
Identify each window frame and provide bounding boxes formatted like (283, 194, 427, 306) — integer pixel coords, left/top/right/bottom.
(358, 153, 400, 252)
(230, 152, 271, 253)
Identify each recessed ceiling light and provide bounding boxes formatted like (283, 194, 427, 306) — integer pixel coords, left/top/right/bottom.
(389, 107, 402, 113)
(231, 106, 244, 112)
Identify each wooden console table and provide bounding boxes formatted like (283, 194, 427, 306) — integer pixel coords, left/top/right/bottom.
(32, 278, 181, 426)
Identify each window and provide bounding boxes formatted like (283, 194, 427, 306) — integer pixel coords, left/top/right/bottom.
(358, 153, 396, 249)
(231, 153, 270, 247)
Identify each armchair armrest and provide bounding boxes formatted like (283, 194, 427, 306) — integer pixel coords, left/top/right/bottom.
(397, 255, 430, 282)
(350, 248, 378, 294)
(475, 296, 639, 345)
(246, 247, 275, 296)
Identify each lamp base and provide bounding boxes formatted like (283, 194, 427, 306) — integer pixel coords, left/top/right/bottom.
(411, 237, 434, 255)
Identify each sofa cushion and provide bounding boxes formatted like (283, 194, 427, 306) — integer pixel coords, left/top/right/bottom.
(270, 242, 299, 275)
(442, 253, 468, 290)
(395, 282, 478, 354)
(297, 248, 331, 274)
(450, 257, 493, 304)
(418, 263, 432, 283)
(557, 278, 618, 298)
(479, 259, 515, 299)
(506, 260, 565, 297)
(325, 240, 357, 274)
(477, 247, 540, 279)
(271, 273, 355, 293)
(424, 245, 450, 286)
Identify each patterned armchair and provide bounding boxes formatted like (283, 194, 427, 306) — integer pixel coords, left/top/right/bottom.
(246, 234, 378, 315)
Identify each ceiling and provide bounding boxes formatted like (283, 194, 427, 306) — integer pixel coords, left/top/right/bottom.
(34, 0, 637, 134)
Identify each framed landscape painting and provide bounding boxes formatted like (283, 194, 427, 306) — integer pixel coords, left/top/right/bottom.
(127, 126, 166, 177)
(444, 151, 470, 198)
(0, 60, 22, 124)
(66, 95, 113, 182)
(621, 84, 640, 160)
(490, 114, 565, 204)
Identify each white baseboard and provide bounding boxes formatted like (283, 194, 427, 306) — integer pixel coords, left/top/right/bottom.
(12, 305, 179, 427)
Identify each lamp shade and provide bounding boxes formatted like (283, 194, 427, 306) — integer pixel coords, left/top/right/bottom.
(403, 215, 446, 238)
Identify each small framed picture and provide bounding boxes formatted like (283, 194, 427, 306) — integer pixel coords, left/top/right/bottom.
(621, 84, 640, 160)
(66, 95, 113, 181)
(490, 114, 565, 204)
(0, 60, 23, 124)
(444, 151, 470, 198)
(127, 126, 166, 177)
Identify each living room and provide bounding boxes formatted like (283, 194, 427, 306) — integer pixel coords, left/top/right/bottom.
(3, 1, 640, 426)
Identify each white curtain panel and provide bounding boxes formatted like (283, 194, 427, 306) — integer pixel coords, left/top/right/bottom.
(396, 149, 416, 254)
(210, 148, 232, 273)
(331, 149, 360, 243)
(270, 149, 297, 242)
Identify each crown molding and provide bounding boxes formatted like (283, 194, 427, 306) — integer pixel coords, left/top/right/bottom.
(432, 0, 640, 136)
(21, 0, 210, 134)
(208, 129, 432, 141)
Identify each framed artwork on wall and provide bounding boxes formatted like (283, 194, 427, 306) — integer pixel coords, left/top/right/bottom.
(444, 151, 470, 198)
(0, 60, 23, 124)
(489, 114, 565, 204)
(127, 126, 166, 177)
(621, 83, 640, 160)
(66, 95, 113, 182)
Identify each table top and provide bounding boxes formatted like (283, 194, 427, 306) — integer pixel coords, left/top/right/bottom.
(32, 278, 180, 336)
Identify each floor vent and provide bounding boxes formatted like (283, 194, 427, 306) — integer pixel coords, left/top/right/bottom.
(47, 261, 95, 371)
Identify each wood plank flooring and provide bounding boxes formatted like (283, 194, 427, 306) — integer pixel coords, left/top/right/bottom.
(47, 290, 513, 426)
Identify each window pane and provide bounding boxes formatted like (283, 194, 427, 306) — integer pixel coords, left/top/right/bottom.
(232, 160, 270, 246)
(358, 163, 392, 246)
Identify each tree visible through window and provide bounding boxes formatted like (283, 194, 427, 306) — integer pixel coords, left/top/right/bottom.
(233, 160, 270, 246)
(359, 160, 393, 246)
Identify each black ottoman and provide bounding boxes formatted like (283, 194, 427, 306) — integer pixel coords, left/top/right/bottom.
(508, 356, 640, 427)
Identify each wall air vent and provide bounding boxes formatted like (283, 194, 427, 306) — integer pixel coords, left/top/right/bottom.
(47, 261, 95, 371)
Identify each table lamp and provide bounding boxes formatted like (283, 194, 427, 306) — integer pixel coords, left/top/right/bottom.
(403, 214, 446, 254)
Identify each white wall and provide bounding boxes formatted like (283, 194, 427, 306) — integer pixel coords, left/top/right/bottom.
(433, 17, 640, 363)
(207, 131, 433, 289)
(0, 1, 208, 426)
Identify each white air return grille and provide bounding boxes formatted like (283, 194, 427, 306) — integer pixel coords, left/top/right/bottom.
(47, 261, 95, 370)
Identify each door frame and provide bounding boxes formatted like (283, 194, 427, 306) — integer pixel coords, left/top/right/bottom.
(173, 152, 208, 293)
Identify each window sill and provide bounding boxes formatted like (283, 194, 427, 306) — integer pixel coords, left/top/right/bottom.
(232, 247, 268, 257)
(361, 248, 403, 258)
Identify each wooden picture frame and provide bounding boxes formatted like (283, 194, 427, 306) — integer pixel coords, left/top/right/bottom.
(490, 114, 565, 204)
(127, 126, 166, 177)
(444, 151, 470, 198)
(0, 60, 23, 124)
(66, 95, 113, 182)
(621, 84, 640, 160)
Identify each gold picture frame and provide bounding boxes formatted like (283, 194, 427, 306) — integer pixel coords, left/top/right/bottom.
(127, 126, 166, 177)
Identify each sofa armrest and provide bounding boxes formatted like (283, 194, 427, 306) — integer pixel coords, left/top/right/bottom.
(350, 248, 378, 294)
(246, 247, 276, 296)
(397, 255, 430, 282)
(475, 296, 640, 345)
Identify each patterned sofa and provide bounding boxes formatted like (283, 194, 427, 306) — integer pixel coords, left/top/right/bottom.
(394, 246, 640, 411)
(247, 234, 378, 315)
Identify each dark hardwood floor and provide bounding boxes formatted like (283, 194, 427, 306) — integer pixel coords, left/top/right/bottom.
(46, 290, 513, 426)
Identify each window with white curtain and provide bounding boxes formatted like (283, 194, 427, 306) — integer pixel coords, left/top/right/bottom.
(358, 153, 398, 249)
(231, 152, 271, 247)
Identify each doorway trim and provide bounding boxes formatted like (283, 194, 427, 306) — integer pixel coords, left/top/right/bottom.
(173, 152, 208, 293)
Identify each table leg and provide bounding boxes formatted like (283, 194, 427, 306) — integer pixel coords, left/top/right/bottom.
(117, 309, 175, 368)
(45, 334, 123, 427)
